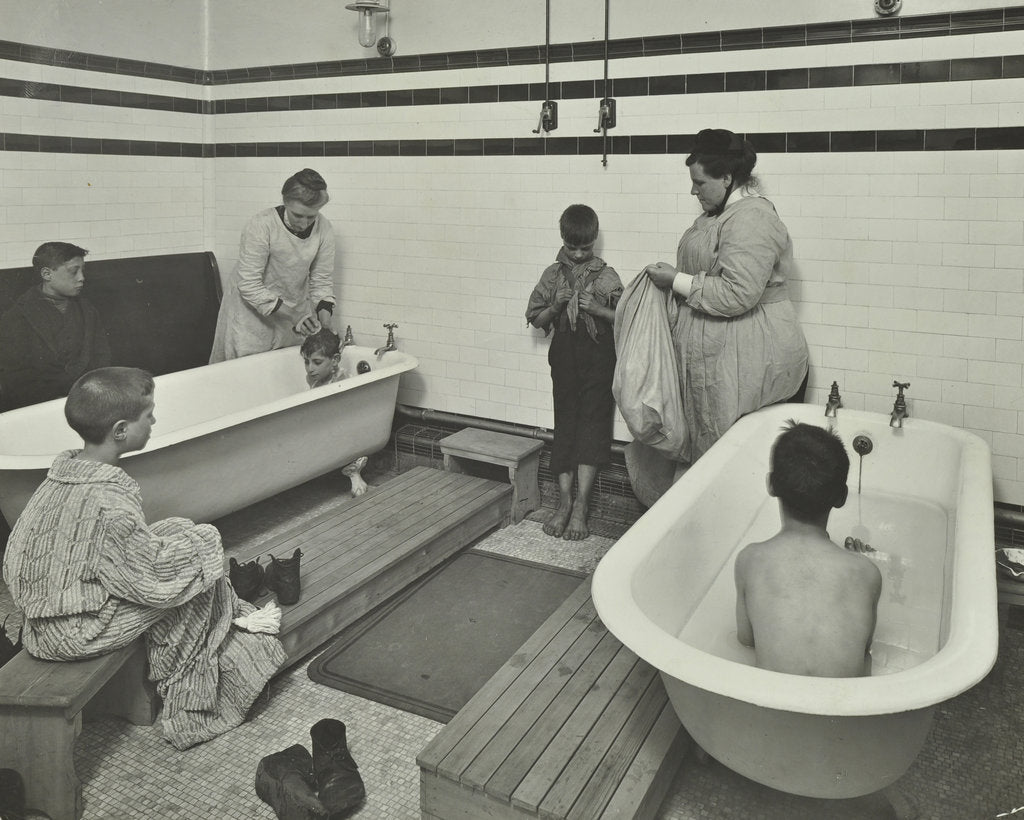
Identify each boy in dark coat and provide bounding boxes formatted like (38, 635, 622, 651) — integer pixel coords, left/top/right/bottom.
(0, 242, 110, 411)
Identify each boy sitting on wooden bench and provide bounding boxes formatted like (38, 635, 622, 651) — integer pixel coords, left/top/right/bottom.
(2, 367, 286, 750)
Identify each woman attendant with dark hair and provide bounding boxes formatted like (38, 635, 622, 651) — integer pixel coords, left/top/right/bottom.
(644, 129, 809, 462)
(210, 169, 337, 362)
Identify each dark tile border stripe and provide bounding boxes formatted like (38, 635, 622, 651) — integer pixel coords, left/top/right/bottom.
(2, 53, 1020, 116)
(4, 127, 1023, 156)
(0, 6, 1020, 85)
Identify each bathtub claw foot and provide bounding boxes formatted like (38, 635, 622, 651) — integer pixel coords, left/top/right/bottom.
(342, 456, 369, 497)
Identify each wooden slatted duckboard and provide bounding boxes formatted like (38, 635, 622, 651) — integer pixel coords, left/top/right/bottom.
(418, 578, 691, 820)
(224, 465, 512, 669)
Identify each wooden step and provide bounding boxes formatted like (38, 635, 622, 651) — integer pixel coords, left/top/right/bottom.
(418, 579, 691, 820)
(224, 465, 512, 668)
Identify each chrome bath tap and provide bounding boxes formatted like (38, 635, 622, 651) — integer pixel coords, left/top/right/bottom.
(825, 381, 842, 418)
(890, 380, 910, 427)
(341, 324, 355, 350)
(374, 322, 398, 357)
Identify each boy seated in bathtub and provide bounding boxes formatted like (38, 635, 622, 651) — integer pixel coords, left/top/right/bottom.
(300, 327, 350, 388)
(299, 328, 368, 496)
(1, 367, 287, 750)
(734, 421, 882, 678)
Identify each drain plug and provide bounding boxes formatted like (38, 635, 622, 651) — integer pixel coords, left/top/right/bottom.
(853, 435, 873, 456)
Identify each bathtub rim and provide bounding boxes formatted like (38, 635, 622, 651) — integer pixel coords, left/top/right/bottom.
(591, 403, 999, 718)
(0, 345, 418, 469)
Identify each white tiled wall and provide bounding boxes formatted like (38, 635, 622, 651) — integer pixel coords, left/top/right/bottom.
(3, 10, 1024, 501)
(0, 60, 207, 264)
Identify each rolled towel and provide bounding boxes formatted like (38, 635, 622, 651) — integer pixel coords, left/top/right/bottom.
(233, 601, 282, 634)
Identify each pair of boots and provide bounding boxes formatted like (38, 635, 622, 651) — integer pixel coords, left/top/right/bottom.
(0, 769, 52, 820)
(230, 549, 303, 605)
(255, 719, 364, 820)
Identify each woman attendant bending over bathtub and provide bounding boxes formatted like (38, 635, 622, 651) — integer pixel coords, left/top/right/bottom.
(644, 129, 808, 463)
(210, 168, 337, 362)
(2, 368, 287, 749)
(734, 422, 882, 678)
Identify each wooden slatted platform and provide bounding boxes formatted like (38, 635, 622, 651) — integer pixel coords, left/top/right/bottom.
(418, 578, 690, 820)
(226, 465, 513, 668)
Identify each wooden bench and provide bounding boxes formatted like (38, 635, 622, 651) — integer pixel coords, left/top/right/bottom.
(0, 640, 157, 820)
(0, 465, 510, 820)
(418, 578, 691, 820)
(440, 428, 544, 524)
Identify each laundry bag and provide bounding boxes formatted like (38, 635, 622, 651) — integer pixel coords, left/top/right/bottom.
(612, 271, 688, 461)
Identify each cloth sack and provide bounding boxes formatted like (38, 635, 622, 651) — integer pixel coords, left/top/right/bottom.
(612, 271, 688, 461)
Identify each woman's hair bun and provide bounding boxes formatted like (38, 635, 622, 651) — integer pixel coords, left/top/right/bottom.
(282, 168, 329, 206)
(692, 129, 745, 155)
(294, 168, 327, 190)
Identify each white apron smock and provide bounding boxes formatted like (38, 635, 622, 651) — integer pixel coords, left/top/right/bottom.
(210, 208, 336, 362)
(674, 193, 808, 461)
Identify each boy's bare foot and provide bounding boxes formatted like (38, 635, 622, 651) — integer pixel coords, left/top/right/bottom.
(563, 502, 589, 541)
(543, 506, 572, 537)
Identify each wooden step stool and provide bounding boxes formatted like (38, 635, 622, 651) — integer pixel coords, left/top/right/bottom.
(439, 429, 544, 524)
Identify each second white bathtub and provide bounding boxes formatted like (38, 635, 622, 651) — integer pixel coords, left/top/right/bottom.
(592, 403, 997, 799)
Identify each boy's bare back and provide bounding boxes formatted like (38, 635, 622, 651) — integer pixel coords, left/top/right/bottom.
(735, 532, 882, 677)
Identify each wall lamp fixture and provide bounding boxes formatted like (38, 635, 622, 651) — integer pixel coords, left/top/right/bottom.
(346, 0, 392, 51)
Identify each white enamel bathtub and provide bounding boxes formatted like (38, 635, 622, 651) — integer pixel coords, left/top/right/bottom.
(592, 402, 997, 799)
(0, 345, 418, 526)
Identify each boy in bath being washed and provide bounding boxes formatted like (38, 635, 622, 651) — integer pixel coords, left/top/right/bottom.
(299, 328, 369, 496)
(734, 421, 882, 678)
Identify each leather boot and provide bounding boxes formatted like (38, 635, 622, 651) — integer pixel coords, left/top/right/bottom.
(0, 768, 26, 820)
(265, 549, 303, 606)
(310, 719, 365, 816)
(229, 556, 265, 603)
(254, 744, 327, 820)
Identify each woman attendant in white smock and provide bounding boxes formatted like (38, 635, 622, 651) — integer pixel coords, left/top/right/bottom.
(645, 129, 809, 462)
(210, 168, 336, 362)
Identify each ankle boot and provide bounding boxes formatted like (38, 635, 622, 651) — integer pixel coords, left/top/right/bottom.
(229, 556, 265, 603)
(255, 744, 327, 820)
(310, 719, 365, 816)
(265, 549, 303, 606)
(0, 768, 26, 820)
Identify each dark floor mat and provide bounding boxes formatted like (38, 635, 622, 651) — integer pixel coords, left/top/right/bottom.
(307, 549, 585, 722)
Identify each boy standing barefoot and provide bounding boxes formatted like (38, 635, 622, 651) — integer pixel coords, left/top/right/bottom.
(526, 205, 623, 540)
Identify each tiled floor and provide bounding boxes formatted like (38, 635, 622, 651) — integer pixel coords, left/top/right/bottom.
(3, 465, 1024, 820)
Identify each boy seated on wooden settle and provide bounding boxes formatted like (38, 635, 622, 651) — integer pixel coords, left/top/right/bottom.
(734, 421, 882, 678)
(2, 367, 286, 749)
